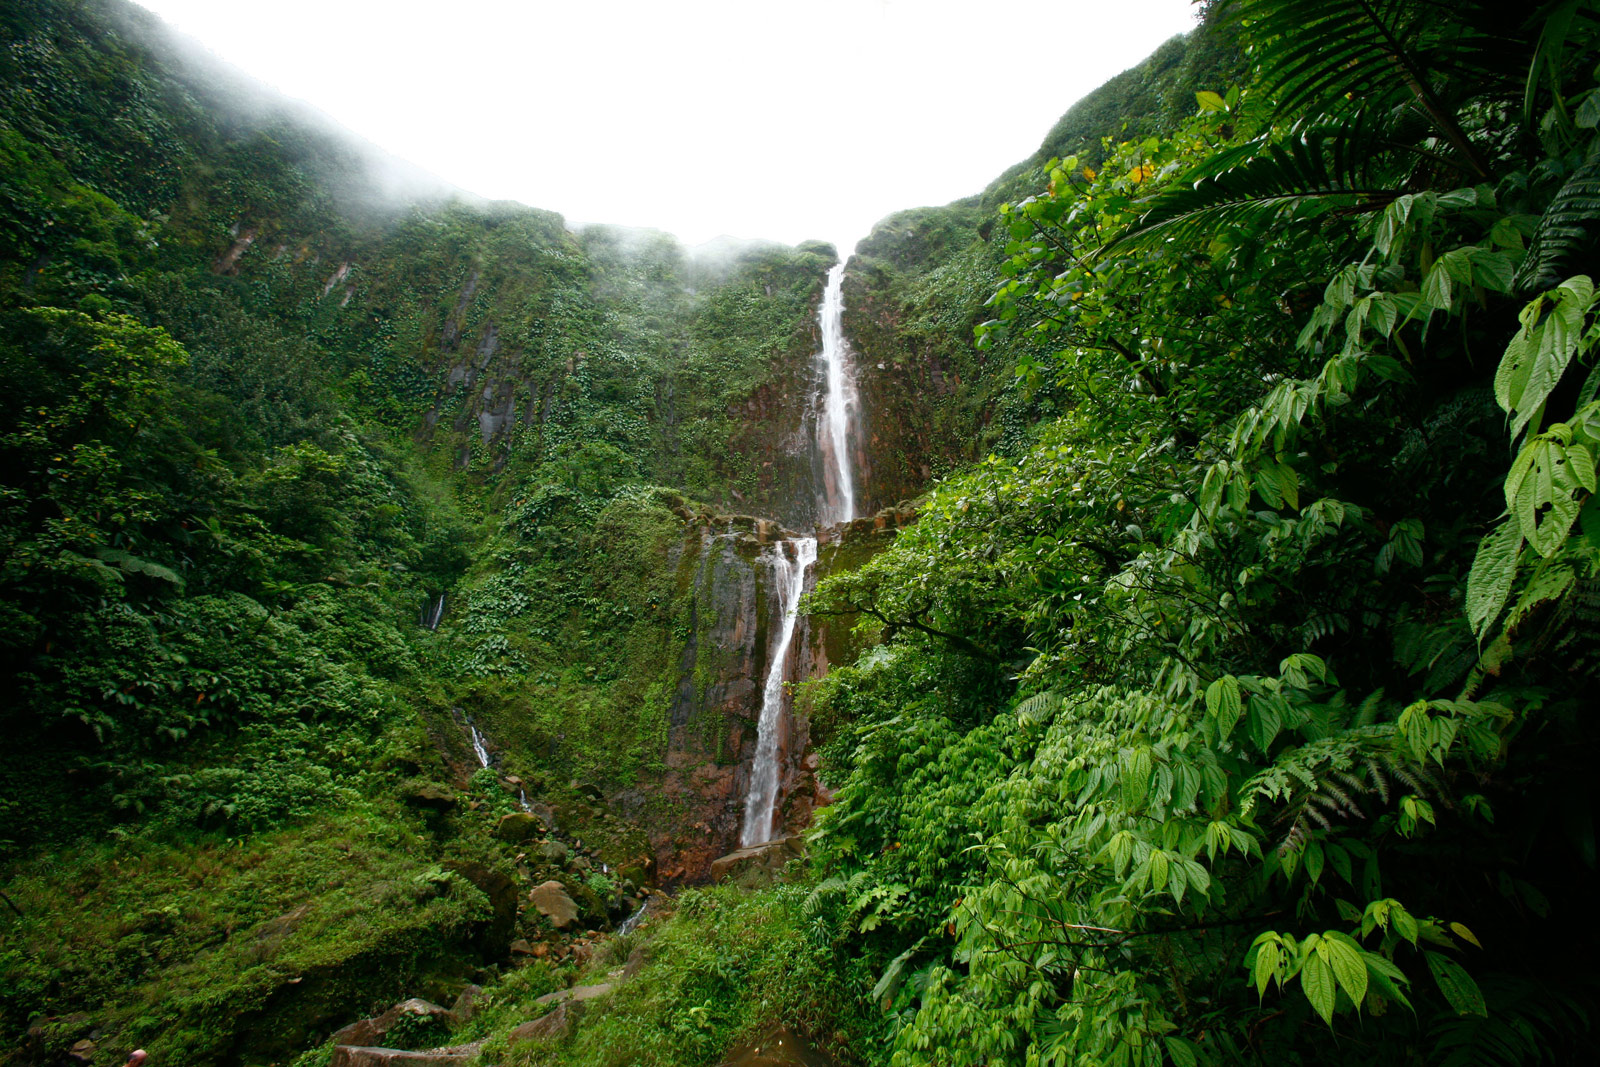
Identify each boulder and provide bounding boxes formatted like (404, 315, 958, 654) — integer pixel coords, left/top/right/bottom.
(331, 999, 453, 1048)
(508, 1002, 577, 1045)
(709, 836, 804, 887)
(528, 802, 557, 829)
(493, 812, 541, 843)
(528, 880, 579, 929)
(449, 985, 482, 1024)
(536, 839, 568, 864)
(330, 1047, 476, 1067)
(402, 782, 457, 811)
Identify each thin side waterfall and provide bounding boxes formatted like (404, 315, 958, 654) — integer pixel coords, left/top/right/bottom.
(618, 898, 651, 937)
(422, 593, 446, 630)
(739, 536, 818, 846)
(817, 263, 858, 526)
(459, 710, 535, 812)
(466, 718, 492, 768)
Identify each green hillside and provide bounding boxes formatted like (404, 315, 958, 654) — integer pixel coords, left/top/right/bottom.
(4, 1, 1599, 1066)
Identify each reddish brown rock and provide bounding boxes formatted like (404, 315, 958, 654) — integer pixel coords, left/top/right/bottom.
(528, 881, 579, 929)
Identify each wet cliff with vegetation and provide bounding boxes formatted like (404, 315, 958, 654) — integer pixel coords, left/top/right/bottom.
(6, 1, 1600, 1067)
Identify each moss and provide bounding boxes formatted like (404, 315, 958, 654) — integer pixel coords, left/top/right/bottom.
(0, 809, 488, 1067)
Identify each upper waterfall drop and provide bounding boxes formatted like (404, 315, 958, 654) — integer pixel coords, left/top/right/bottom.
(817, 263, 858, 526)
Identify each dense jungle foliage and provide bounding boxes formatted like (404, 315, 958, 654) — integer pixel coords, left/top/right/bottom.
(804, 0, 1600, 1064)
(5, 1, 1600, 1066)
(0, 0, 844, 1062)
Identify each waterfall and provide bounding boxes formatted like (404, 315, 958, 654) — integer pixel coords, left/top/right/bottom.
(618, 898, 651, 937)
(466, 718, 492, 768)
(422, 592, 446, 630)
(458, 711, 536, 812)
(735, 252, 861, 848)
(739, 536, 818, 846)
(816, 263, 858, 526)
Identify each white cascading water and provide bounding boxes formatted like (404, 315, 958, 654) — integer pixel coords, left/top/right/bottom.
(461, 712, 536, 812)
(739, 535, 818, 846)
(817, 263, 858, 526)
(738, 255, 861, 845)
(422, 593, 446, 630)
(466, 719, 492, 768)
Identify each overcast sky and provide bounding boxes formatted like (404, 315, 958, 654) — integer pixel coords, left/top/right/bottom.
(133, 0, 1201, 251)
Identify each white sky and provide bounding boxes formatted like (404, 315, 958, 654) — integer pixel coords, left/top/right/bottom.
(133, 0, 1200, 251)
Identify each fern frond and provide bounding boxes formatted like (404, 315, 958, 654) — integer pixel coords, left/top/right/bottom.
(1366, 758, 1392, 803)
(1517, 152, 1600, 290)
(1014, 691, 1063, 725)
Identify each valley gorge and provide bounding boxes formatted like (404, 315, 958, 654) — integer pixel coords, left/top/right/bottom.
(5, 3, 1599, 1067)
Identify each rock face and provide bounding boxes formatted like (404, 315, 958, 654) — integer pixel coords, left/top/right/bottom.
(331, 999, 454, 1048)
(709, 836, 805, 887)
(528, 881, 579, 929)
(841, 224, 998, 514)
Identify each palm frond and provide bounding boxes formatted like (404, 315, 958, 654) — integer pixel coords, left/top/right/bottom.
(1221, 0, 1533, 177)
(1104, 119, 1401, 253)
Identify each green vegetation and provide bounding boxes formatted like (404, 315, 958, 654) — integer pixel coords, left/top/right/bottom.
(0, 1, 842, 1061)
(6, 0, 1600, 1066)
(803, 1, 1600, 1063)
(500, 884, 878, 1067)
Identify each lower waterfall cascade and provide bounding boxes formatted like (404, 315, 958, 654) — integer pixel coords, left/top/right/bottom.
(739, 535, 819, 847)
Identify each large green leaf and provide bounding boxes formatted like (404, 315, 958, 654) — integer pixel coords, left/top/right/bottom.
(1301, 949, 1338, 1025)
(1221, 0, 1525, 176)
(1321, 933, 1369, 1009)
(1494, 276, 1595, 440)
(1518, 156, 1600, 290)
(1206, 674, 1243, 739)
(1505, 436, 1595, 555)
(1109, 117, 1400, 252)
(1426, 951, 1488, 1016)
(1466, 520, 1524, 639)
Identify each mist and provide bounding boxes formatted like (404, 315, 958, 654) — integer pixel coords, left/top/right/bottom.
(131, 0, 1202, 250)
